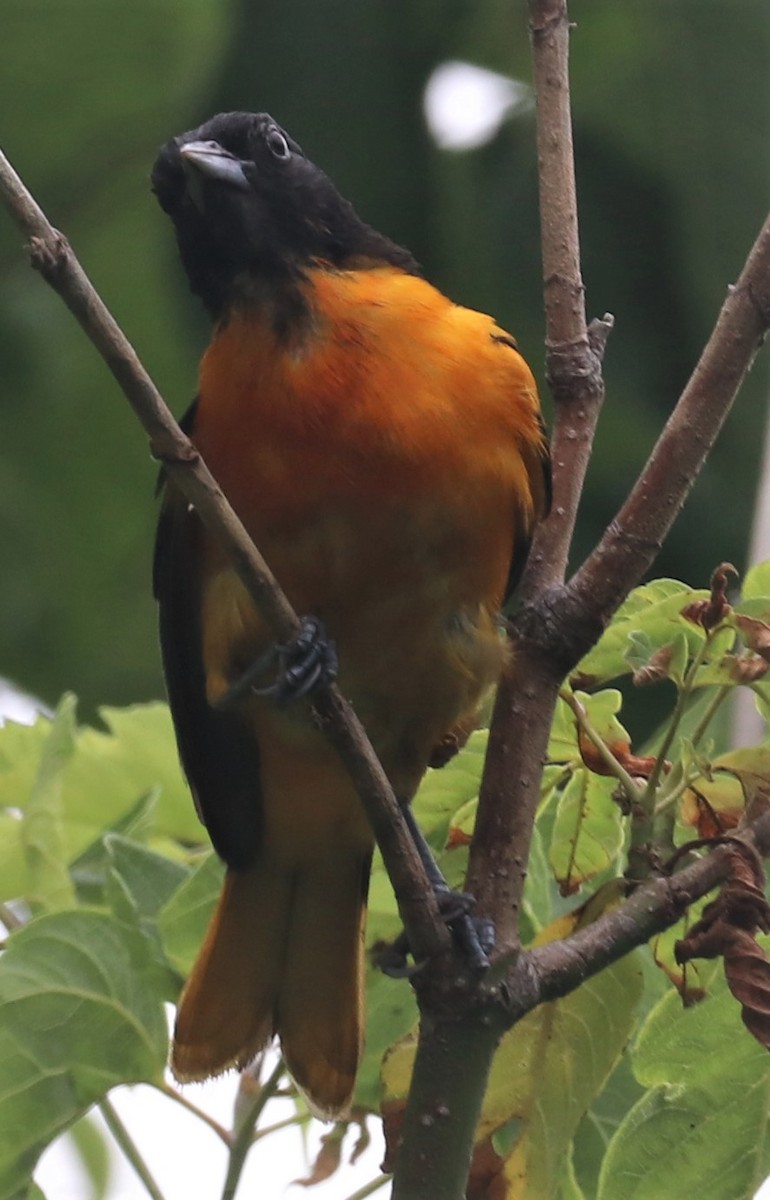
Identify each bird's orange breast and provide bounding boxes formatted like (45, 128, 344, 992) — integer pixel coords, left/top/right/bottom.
(192, 264, 543, 784)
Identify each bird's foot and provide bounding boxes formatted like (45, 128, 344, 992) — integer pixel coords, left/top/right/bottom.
(214, 615, 338, 709)
(374, 889, 495, 978)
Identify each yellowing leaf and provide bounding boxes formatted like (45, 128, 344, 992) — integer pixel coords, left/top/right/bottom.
(481, 950, 643, 1199)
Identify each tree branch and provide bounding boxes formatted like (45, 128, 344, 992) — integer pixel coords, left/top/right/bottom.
(0, 146, 448, 967)
(510, 809, 770, 1016)
(567, 209, 770, 637)
(466, 0, 601, 947)
(522, 0, 612, 597)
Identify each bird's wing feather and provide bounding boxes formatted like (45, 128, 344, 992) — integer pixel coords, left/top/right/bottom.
(153, 402, 263, 870)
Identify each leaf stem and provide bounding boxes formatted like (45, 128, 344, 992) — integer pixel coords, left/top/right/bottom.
(253, 1111, 311, 1142)
(0, 902, 24, 932)
(151, 1079, 232, 1146)
(343, 1176, 391, 1200)
(689, 683, 733, 749)
(559, 688, 646, 806)
(221, 1058, 285, 1200)
(99, 1094, 168, 1200)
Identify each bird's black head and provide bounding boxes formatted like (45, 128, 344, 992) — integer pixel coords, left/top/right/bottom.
(151, 111, 418, 326)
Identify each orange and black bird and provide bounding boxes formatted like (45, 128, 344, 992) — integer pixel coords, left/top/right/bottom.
(152, 111, 550, 1116)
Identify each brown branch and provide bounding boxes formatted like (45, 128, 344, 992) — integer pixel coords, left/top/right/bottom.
(466, 0, 602, 947)
(469, 3, 770, 950)
(568, 209, 770, 636)
(0, 146, 448, 966)
(510, 810, 770, 1016)
(522, 0, 612, 597)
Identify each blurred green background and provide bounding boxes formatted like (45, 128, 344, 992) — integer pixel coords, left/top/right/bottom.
(1, 0, 769, 716)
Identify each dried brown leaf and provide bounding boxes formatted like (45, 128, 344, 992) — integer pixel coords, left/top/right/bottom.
(681, 562, 737, 629)
(577, 732, 660, 780)
(294, 1123, 346, 1187)
(446, 825, 472, 849)
(734, 613, 770, 663)
(725, 652, 770, 683)
(632, 643, 674, 687)
(381, 1099, 405, 1175)
(680, 784, 743, 838)
(674, 842, 770, 1051)
(466, 1135, 506, 1200)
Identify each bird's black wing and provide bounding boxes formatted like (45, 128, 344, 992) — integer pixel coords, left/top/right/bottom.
(153, 401, 262, 870)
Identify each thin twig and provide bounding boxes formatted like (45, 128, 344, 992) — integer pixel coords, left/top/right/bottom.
(0, 145, 447, 966)
(0, 902, 24, 932)
(522, 0, 612, 596)
(511, 807, 770, 1016)
(466, 0, 600, 948)
(568, 210, 770, 630)
(252, 1111, 311, 1142)
(221, 1057, 284, 1200)
(342, 1176, 391, 1200)
(151, 1079, 232, 1146)
(99, 1095, 169, 1200)
(559, 688, 646, 806)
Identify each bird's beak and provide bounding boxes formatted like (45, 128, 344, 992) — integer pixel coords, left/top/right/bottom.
(179, 141, 250, 192)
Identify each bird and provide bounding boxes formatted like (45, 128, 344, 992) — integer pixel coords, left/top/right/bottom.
(151, 110, 550, 1117)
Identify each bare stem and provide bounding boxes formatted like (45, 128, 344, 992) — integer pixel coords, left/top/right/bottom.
(221, 1057, 283, 1200)
(559, 687, 646, 806)
(511, 807, 770, 1014)
(467, 0, 601, 949)
(568, 210, 770, 629)
(99, 1095, 168, 1200)
(151, 1080, 232, 1146)
(523, 0, 612, 595)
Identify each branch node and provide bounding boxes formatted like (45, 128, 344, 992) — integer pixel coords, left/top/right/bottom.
(150, 437, 200, 468)
(745, 279, 770, 329)
(28, 230, 70, 281)
(587, 312, 615, 360)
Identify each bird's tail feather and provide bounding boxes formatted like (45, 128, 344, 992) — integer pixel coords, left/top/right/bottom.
(171, 849, 370, 1117)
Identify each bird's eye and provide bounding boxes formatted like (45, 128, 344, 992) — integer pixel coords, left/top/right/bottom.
(266, 128, 290, 160)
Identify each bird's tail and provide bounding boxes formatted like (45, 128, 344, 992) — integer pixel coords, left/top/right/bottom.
(171, 849, 370, 1116)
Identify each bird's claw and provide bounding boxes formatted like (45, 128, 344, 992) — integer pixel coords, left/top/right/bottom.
(214, 615, 338, 709)
(373, 893, 495, 978)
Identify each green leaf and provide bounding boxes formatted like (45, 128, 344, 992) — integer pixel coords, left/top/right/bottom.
(156, 852, 223, 976)
(357, 970, 417, 1113)
(549, 769, 625, 894)
(0, 702, 201, 905)
(570, 1052, 644, 1200)
(411, 729, 488, 851)
(598, 973, 770, 1200)
(67, 1113, 112, 1200)
(573, 581, 707, 687)
(741, 558, 770, 603)
(0, 910, 168, 1199)
(481, 947, 644, 1197)
(576, 689, 632, 748)
(558, 1147, 587, 1200)
(70, 790, 160, 906)
(547, 696, 581, 765)
(521, 823, 554, 937)
(21, 695, 77, 912)
(105, 835, 190, 1002)
(105, 834, 189, 921)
